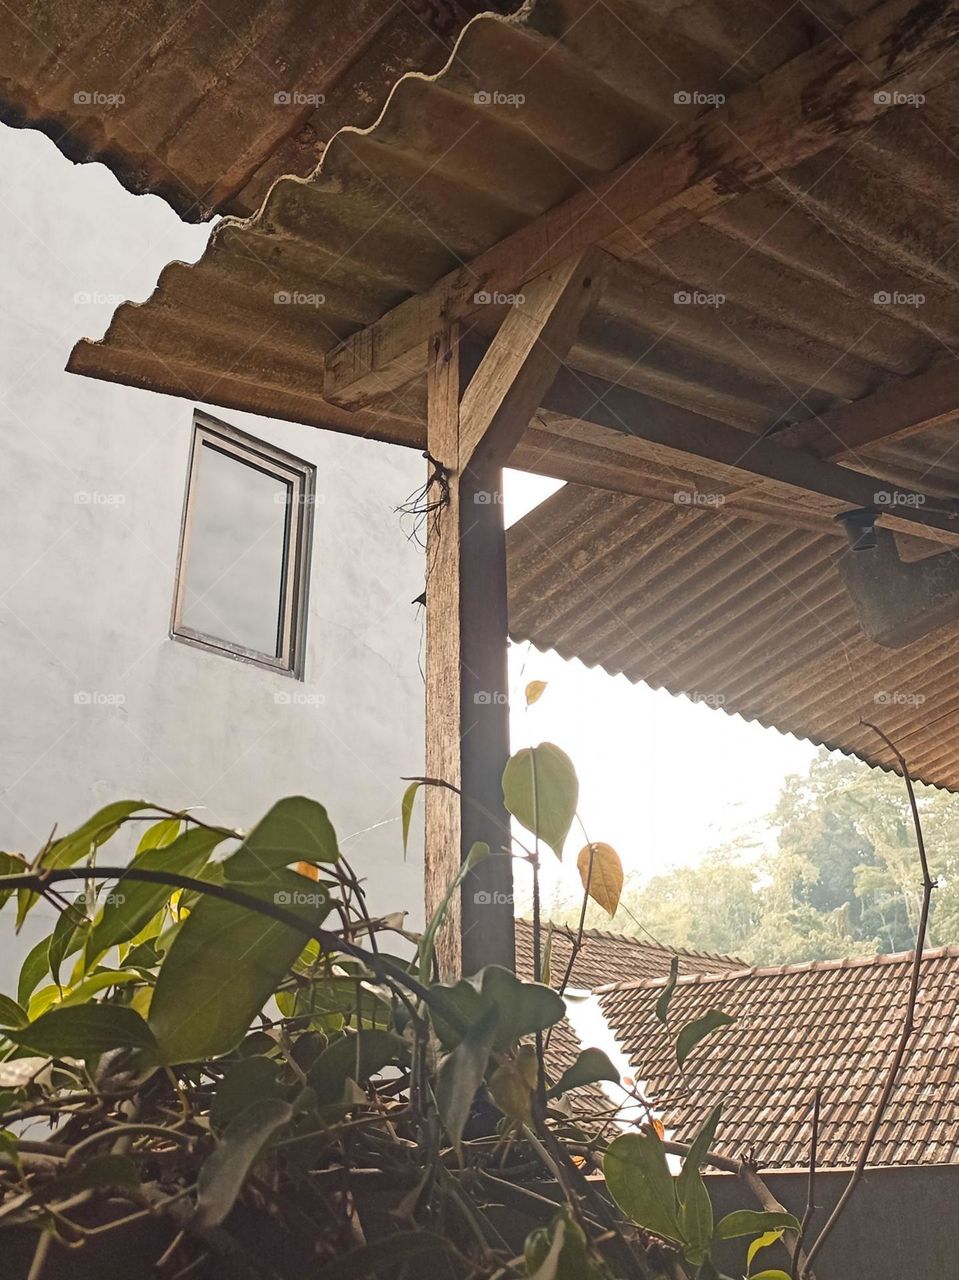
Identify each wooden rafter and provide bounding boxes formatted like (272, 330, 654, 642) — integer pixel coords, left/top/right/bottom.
(325, 0, 959, 406)
(534, 369, 959, 548)
(776, 359, 959, 460)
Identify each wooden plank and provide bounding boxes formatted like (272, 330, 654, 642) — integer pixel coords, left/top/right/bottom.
(458, 250, 610, 468)
(424, 326, 514, 979)
(325, 0, 959, 405)
(537, 369, 959, 548)
(776, 359, 959, 460)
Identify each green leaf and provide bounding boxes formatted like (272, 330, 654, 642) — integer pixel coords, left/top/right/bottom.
(677, 1104, 722, 1206)
(528, 1217, 566, 1279)
(211, 1057, 283, 1130)
(319, 1232, 455, 1279)
(0, 993, 27, 1028)
(54, 969, 142, 1008)
(310, 1030, 409, 1106)
(678, 1171, 713, 1264)
(502, 744, 578, 858)
(547, 1047, 619, 1099)
(714, 1211, 799, 1241)
(747, 1230, 785, 1270)
(223, 797, 338, 882)
(677, 1010, 735, 1070)
(147, 869, 329, 1063)
(87, 826, 226, 960)
(604, 1130, 681, 1241)
(750, 1272, 792, 1280)
(655, 956, 679, 1025)
(9, 1004, 157, 1058)
(435, 1006, 497, 1154)
(18, 934, 54, 1007)
(430, 965, 565, 1051)
(48, 894, 92, 987)
(196, 1097, 293, 1228)
(401, 782, 421, 858)
(489, 1044, 538, 1124)
(0, 852, 28, 910)
(416, 841, 488, 984)
(136, 818, 181, 853)
(18, 801, 147, 927)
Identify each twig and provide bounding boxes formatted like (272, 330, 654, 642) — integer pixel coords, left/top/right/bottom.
(801, 723, 936, 1276)
(791, 1088, 821, 1280)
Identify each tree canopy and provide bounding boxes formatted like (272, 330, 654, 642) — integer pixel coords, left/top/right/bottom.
(548, 749, 959, 965)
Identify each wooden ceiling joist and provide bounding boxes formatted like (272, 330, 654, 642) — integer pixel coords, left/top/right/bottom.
(325, 0, 959, 407)
(776, 359, 959, 460)
(536, 369, 959, 548)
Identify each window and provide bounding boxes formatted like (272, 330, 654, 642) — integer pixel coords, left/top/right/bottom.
(172, 412, 314, 676)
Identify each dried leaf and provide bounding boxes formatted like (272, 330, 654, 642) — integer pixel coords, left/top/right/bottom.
(525, 680, 547, 706)
(576, 843, 623, 916)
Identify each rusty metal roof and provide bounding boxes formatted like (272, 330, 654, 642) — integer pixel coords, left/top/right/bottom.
(599, 948, 959, 1168)
(1, 0, 503, 220)
(59, 0, 959, 784)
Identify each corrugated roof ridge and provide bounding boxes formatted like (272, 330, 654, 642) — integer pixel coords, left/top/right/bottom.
(514, 917, 744, 966)
(596, 944, 959, 994)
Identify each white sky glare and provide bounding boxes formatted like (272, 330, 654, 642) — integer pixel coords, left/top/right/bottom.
(502, 470, 817, 907)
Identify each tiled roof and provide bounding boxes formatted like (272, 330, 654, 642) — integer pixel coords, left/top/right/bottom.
(599, 947, 959, 1169)
(514, 919, 741, 1105)
(514, 918, 742, 990)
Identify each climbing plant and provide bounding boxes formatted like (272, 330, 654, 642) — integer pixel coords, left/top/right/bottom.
(0, 745, 793, 1280)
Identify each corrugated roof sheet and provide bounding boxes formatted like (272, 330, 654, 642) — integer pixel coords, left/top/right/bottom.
(599, 948, 959, 1168)
(507, 484, 959, 790)
(59, 0, 959, 785)
(0, 0, 503, 219)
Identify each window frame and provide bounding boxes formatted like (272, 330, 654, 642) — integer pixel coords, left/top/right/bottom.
(171, 411, 314, 678)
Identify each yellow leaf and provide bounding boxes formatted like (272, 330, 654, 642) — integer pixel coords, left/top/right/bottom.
(651, 1119, 665, 1140)
(489, 1045, 539, 1124)
(525, 680, 547, 707)
(295, 861, 319, 881)
(576, 842, 623, 916)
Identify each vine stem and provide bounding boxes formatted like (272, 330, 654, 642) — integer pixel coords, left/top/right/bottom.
(800, 723, 936, 1276)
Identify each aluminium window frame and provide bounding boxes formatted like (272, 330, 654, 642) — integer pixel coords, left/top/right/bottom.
(170, 410, 315, 678)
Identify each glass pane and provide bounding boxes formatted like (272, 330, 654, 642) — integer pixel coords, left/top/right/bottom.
(180, 441, 292, 657)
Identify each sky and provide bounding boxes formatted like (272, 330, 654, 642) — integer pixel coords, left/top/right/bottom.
(502, 471, 817, 911)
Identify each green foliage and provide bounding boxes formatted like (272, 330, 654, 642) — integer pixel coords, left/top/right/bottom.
(196, 1097, 293, 1227)
(503, 743, 579, 858)
(547, 1047, 619, 1099)
(605, 1127, 798, 1272)
(0, 756, 797, 1279)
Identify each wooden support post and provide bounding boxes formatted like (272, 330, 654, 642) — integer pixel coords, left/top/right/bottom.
(424, 252, 607, 977)
(425, 325, 513, 979)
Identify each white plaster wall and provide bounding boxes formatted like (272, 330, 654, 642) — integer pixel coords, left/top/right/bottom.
(0, 127, 427, 984)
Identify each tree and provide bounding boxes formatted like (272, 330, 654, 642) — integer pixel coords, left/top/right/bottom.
(550, 749, 959, 966)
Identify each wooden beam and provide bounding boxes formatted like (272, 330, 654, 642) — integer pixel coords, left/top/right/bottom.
(537, 369, 959, 548)
(458, 251, 609, 469)
(325, 0, 959, 406)
(776, 359, 959, 460)
(423, 260, 607, 976)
